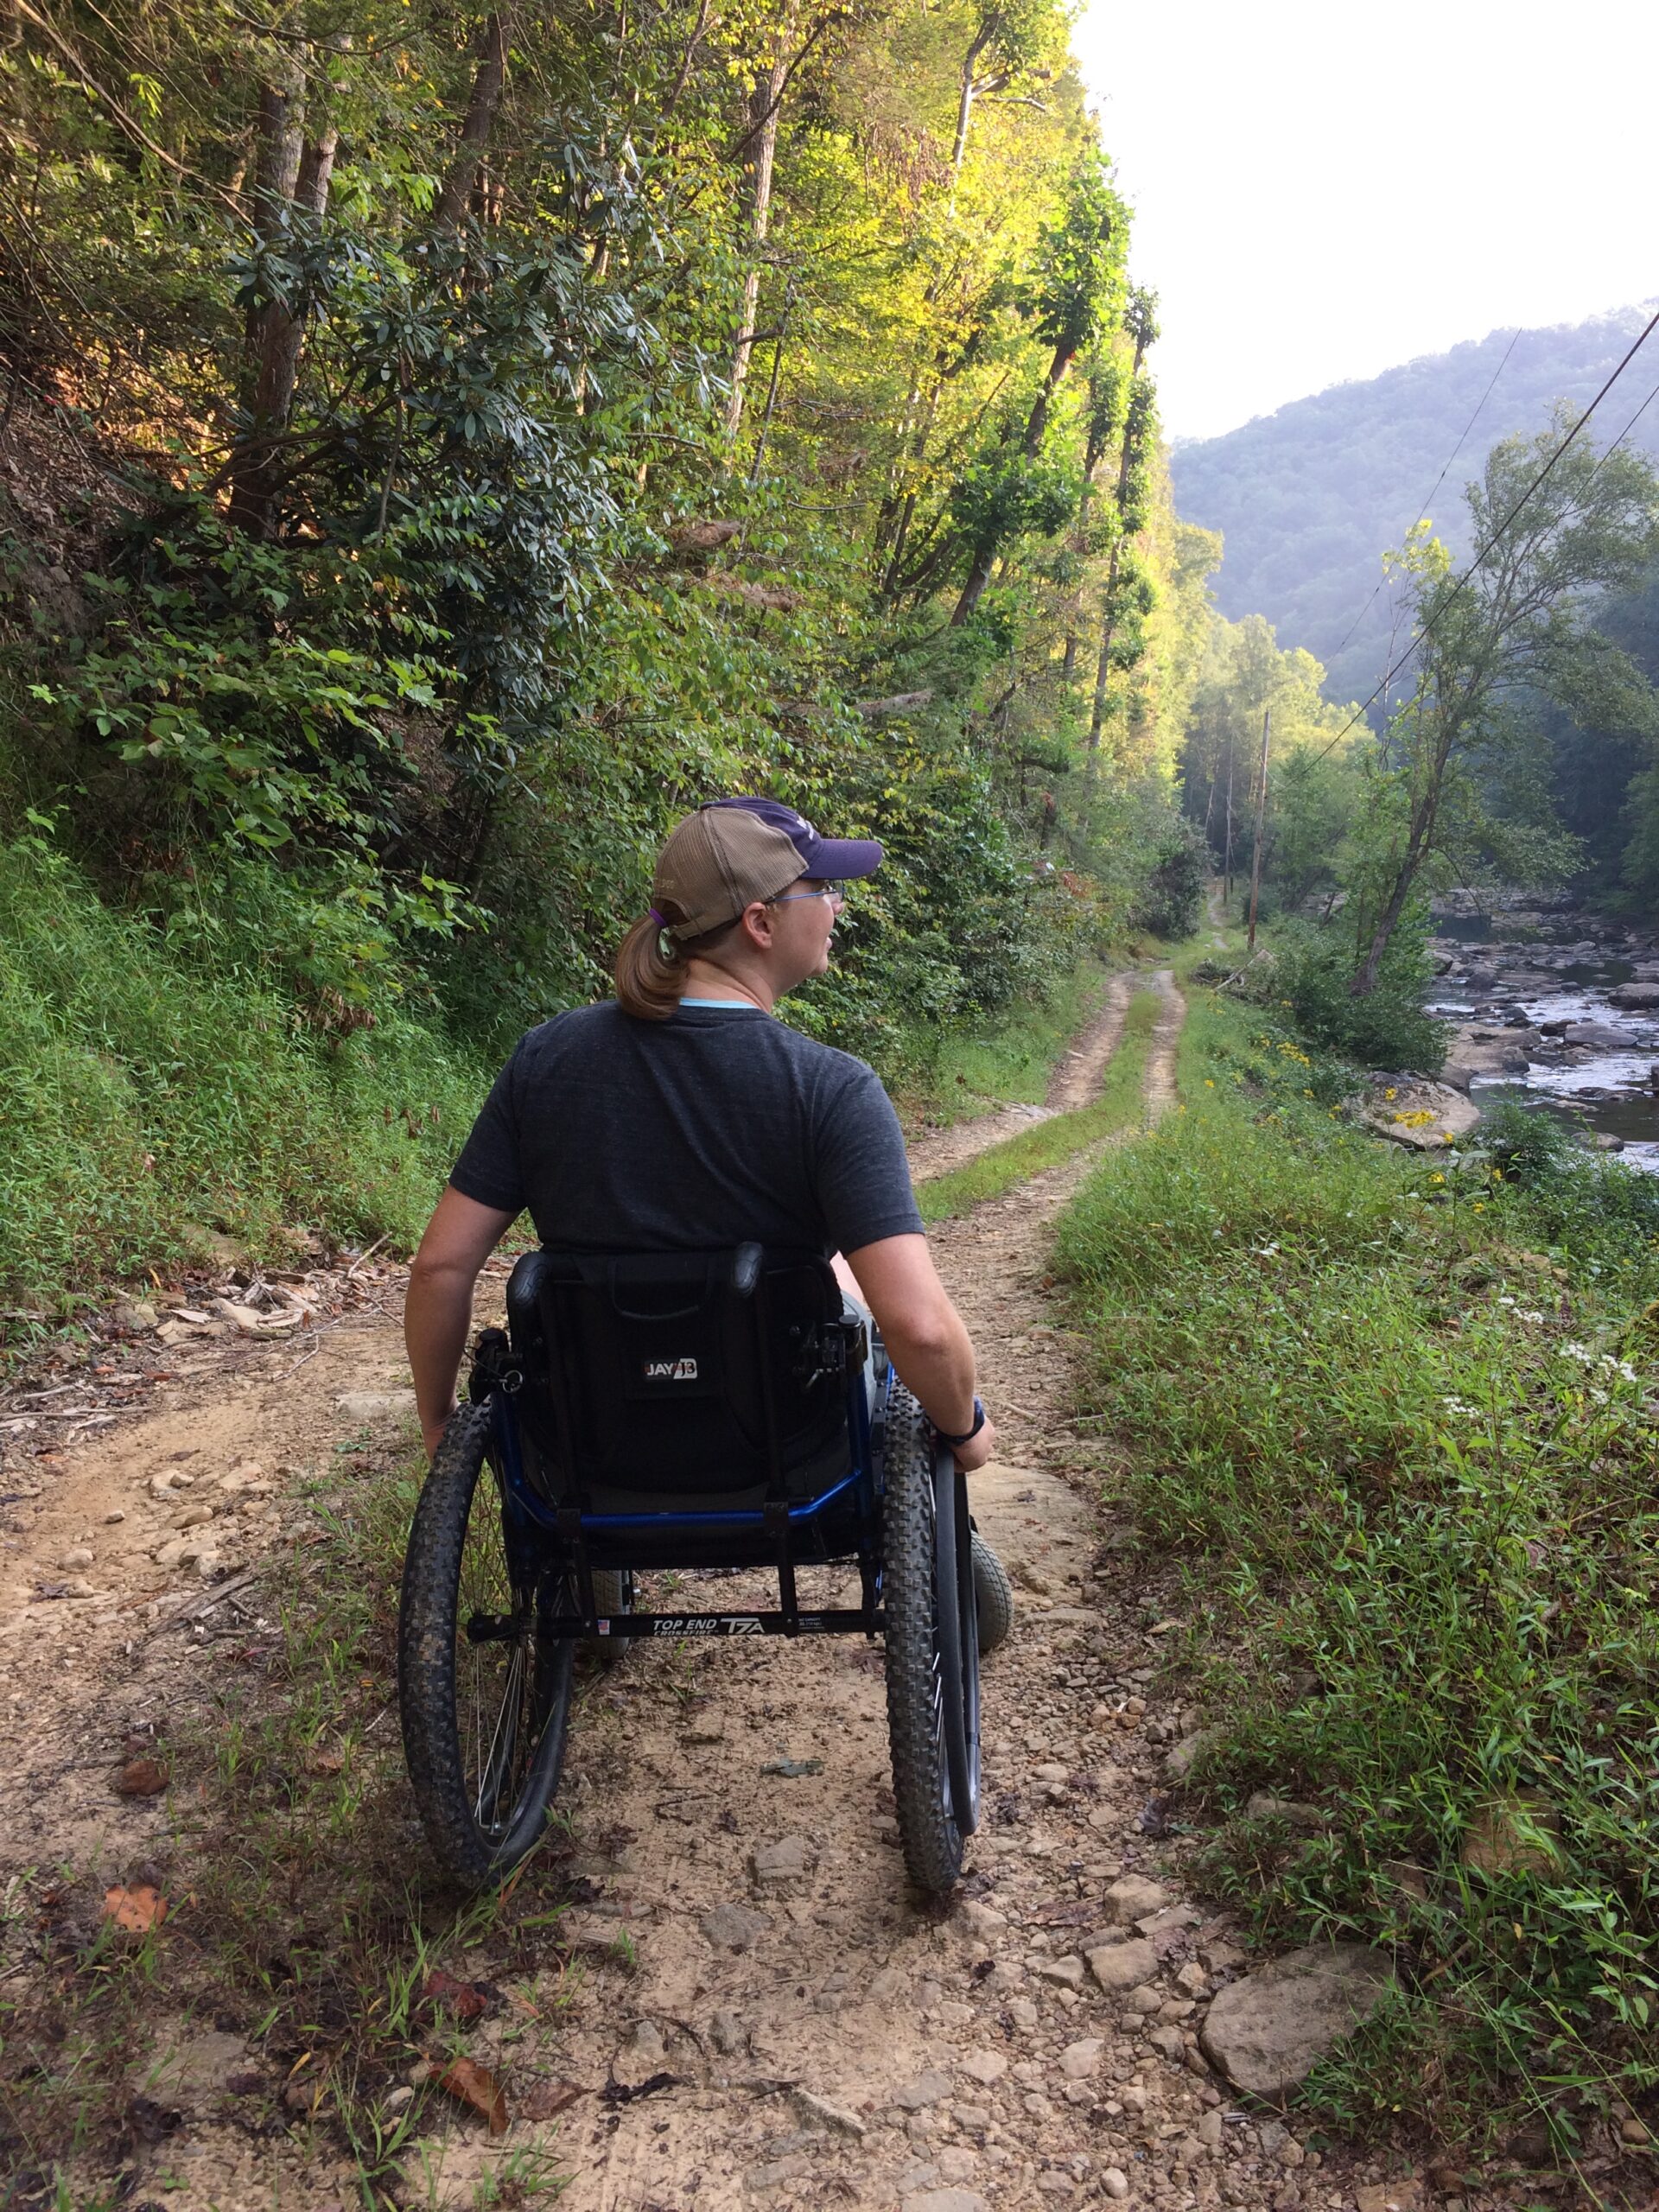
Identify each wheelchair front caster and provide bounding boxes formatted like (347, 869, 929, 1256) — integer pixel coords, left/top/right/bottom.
(970, 1530, 1014, 1656)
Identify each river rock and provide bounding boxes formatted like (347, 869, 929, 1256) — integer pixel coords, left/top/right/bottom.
(1347, 1079, 1481, 1148)
(1610, 983, 1659, 1009)
(1564, 1023, 1627, 1049)
(1198, 1942, 1397, 2095)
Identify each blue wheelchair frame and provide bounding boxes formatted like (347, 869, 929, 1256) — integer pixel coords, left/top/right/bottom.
(402, 1239, 982, 1891)
(478, 1327, 889, 1642)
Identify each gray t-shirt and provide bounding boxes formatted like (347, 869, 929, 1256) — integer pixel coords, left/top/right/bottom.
(448, 1001, 922, 1257)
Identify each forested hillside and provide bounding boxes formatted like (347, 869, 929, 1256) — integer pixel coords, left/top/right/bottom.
(0, 0, 1215, 1306)
(1170, 305, 1659, 707)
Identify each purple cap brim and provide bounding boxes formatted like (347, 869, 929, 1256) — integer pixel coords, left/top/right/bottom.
(810, 836, 884, 879)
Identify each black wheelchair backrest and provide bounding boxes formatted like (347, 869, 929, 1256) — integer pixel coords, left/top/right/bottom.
(503, 1243, 861, 1506)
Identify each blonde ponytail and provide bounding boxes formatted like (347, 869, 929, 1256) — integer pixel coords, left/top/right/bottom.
(613, 913, 685, 1020)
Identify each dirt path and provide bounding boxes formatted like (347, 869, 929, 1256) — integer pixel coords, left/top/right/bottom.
(1204, 883, 1228, 950)
(905, 974, 1134, 1184)
(1, 969, 1382, 2212)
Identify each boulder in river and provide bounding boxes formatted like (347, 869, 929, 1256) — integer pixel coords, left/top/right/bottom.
(1610, 983, 1659, 1010)
(1198, 1943, 1397, 2097)
(1347, 1079, 1481, 1147)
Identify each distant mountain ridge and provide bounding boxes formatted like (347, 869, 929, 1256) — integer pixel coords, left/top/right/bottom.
(1168, 305, 1659, 706)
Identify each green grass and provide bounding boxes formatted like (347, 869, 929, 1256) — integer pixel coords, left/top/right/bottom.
(898, 957, 1115, 1131)
(917, 988, 1158, 1222)
(0, 1426, 579, 2208)
(0, 835, 487, 1328)
(1057, 987, 1659, 2163)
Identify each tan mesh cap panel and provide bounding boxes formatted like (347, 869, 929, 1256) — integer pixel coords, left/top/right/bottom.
(652, 806, 804, 940)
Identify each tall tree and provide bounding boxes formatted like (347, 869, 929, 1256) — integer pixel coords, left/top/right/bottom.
(950, 156, 1124, 624)
(1086, 288, 1158, 747)
(1350, 416, 1659, 995)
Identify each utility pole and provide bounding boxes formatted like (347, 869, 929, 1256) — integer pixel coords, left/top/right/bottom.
(1222, 738, 1235, 908)
(1247, 703, 1271, 952)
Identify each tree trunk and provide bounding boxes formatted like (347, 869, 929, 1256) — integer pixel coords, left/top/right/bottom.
(434, 14, 509, 232)
(1351, 840, 1423, 996)
(1087, 543, 1121, 747)
(949, 11, 1005, 200)
(724, 36, 788, 442)
(226, 65, 310, 537)
(1062, 399, 1111, 680)
(950, 340, 1071, 626)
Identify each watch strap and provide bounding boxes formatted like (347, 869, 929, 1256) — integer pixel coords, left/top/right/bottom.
(936, 1396, 985, 1449)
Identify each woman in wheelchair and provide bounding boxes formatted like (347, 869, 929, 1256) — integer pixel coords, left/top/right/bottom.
(398, 796, 1006, 1894)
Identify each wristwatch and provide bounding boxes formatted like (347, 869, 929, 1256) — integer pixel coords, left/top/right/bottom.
(936, 1396, 986, 1448)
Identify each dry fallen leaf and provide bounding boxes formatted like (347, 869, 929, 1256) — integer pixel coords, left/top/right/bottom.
(421, 1967, 491, 2020)
(435, 2055, 507, 2134)
(115, 1758, 170, 1797)
(518, 2077, 586, 2122)
(104, 1883, 167, 1933)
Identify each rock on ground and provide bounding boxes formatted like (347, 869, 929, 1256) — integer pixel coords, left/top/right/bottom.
(1200, 1942, 1397, 2096)
(1346, 1078, 1481, 1149)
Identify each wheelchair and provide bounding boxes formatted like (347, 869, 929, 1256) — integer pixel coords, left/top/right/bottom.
(397, 1243, 1007, 1897)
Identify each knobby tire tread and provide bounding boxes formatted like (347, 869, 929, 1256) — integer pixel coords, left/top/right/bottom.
(883, 1384, 964, 1895)
(397, 1401, 570, 1889)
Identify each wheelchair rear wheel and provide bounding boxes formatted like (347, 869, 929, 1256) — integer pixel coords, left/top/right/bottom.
(883, 1384, 981, 1893)
(398, 1402, 575, 1888)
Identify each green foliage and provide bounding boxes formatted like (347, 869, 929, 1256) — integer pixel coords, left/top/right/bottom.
(0, 0, 1213, 1305)
(0, 835, 481, 1309)
(1241, 914, 1447, 1073)
(1477, 1096, 1578, 1186)
(1058, 990, 1659, 2144)
(914, 957, 1103, 1120)
(1132, 821, 1206, 939)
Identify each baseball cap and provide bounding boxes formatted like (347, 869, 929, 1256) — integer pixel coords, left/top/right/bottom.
(651, 797, 883, 942)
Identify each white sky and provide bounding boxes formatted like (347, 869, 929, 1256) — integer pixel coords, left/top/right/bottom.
(1072, 0, 1659, 441)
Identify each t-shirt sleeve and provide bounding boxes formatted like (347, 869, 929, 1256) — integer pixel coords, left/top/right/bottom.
(813, 1062, 923, 1252)
(448, 1038, 529, 1216)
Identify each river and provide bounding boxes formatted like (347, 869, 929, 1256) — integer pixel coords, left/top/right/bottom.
(1429, 904, 1659, 1173)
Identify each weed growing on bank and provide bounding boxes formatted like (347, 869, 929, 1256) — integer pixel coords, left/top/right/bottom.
(0, 1429, 580, 2207)
(1058, 988, 1659, 2159)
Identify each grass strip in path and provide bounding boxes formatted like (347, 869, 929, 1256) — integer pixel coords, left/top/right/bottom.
(917, 988, 1157, 1224)
(1056, 984, 1659, 2162)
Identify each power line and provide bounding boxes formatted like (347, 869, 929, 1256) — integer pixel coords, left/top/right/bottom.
(1306, 304, 1659, 765)
(1325, 327, 1522, 667)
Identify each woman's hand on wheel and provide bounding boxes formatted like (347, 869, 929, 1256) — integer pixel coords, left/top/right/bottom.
(953, 1416, 995, 1472)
